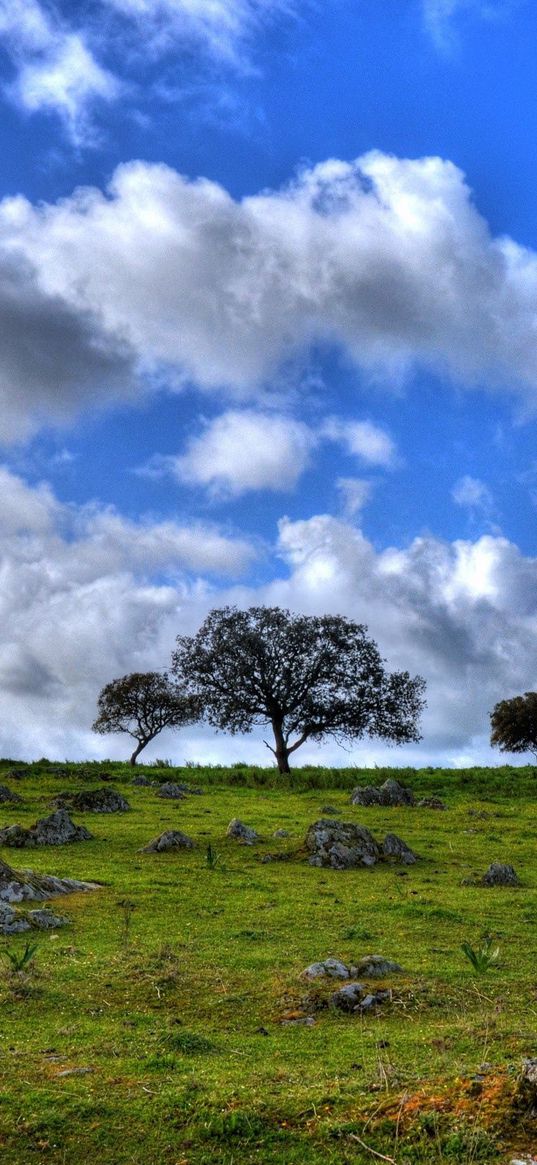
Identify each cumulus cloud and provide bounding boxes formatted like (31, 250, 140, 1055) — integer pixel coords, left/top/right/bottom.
(154, 409, 314, 497)
(451, 474, 493, 510)
(323, 417, 397, 467)
(0, 466, 257, 759)
(0, 0, 117, 140)
(3, 151, 537, 440)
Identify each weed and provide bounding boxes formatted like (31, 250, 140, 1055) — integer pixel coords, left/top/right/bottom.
(461, 936, 500, 973)
(2, 941, 39, 972)
(116, 898, 137, 946)
(206, 842, 221, 869)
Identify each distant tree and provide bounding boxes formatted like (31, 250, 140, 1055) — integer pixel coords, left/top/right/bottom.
(92, 672, 198, 765)
(490, 692, 537, 762)
(171, 606, 426, 774)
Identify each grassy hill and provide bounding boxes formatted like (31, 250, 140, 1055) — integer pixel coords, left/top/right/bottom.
(0, 760, 536, 1163)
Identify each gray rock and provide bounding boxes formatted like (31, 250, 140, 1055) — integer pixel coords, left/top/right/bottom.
(0, 785, 23, 803)
(330, 982, 366, 1011)
(273, 828, 290, 838)
(418, 797, 447, 810)
(140, 830, 195, 853)
(305, 820, 380, 868)
(0, 856, 99, 903)
(320, 805, 341, 815)
(156, 782, 186, 800)
(0, 809, 93, 848)
(28, 908, 69, 929)
(350, 785, 382, 806)
(302, 958, 351, 980)
(383, 833, 417, 864)
(354, 955, 404, 978)
(226, 818, 260, 844)
(53, 788, 130, 813)
(515, 1058, 537, 1115)
(0, 901, 31, 933)
(482, 862, 520, 887)
(131, 774, 154, 786)
(351, 778, 415, 807)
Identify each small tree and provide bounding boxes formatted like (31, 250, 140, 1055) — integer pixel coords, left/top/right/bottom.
(490, 692, 537, 762)
(171, 606, 426, 774)
(92, 671, 198, 765)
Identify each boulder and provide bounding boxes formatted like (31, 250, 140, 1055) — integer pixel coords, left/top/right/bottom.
(350, 786, 382, 807)
(351, 778, 415, 807)
(0, 856, 99, 903)
(482, 862, 520, 887)
(53, 788, 130, 813)
(226, 819, 260, 845)
(27, 908, 69, 929)
(354, 955, 404, 978)
(382, 833, 417, 864)
(302, 958, 352, 980)
(0, 785, 23, 803)
(131, 774, 154, 786)
(0, 901, 30, 934)
(418, 797, 447, 810)
(514, 1058, 537, 1115)
(140, 830, 195, 853)
(305, 820, 380, 868)
(156, 782, 186, 800)
(273, 828, 290, 838)
(329, 982, 366, 1011)
(0, 809, 93, 848)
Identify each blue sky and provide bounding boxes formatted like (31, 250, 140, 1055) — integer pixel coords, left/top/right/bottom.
(1, 0, 537, 766)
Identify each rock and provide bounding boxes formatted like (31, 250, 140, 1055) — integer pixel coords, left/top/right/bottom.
(383, 833, 417, 864)
(260, 852, 292, 863)
(482, 862, 519, 887)
(0, 785, 23, 803)
(320, 806, 341, 815)
(351, 778, 415, 807)
(0, 809, 92, 847)
(302, 958, 351, 980)
(28, 908, 69, 929)
(2, 768, 28, 781)
(156, 782, 186, 800)
(140, 830, 195, 853)
(273, 828, 290, 838)
(0, 857, 99, 903)
(0, 901, 31, 934)
(131, 774, 154, 786)
(56, 1067, 93, 1077)
(330, 982, 366, 1011)
(418, 797, 447, 810)
(226, 819, 260, 844)
(305, 820, 380, 868)
(53, 788, 131, 813)
(354, 955, 404, 978)
(515, 1058, 537, 1115)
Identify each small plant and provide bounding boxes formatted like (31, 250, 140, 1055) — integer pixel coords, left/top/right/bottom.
(116, 898, 137, 946)
(2, 941, 38, 973)
(206, 843, 220, 869)
(461, 936, 500, 974)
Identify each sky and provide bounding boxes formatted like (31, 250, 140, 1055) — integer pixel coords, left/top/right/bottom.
(1, 0, 537, 767)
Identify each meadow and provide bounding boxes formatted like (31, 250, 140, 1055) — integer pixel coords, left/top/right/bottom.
(1, 759, 536, 1164)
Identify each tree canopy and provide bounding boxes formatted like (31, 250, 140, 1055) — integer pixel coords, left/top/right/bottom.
(171, 606, 426, 773)
(92, 671, 198, 765)
(490, 692, 537, 761)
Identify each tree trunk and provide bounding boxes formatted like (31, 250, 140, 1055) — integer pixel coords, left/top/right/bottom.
(129, 738, 148, 766)
(272, 719, 291, 774)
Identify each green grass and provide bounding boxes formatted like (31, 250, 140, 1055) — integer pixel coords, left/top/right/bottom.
(0, 760, 536, 1162)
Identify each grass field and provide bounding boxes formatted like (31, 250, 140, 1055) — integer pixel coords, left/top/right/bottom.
(1, 760, 536, 1164)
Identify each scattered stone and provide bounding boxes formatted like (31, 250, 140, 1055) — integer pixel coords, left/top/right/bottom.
(273, 828, 290, 838)
(302, 958, 352, 980)
(0, 856, 99, 903)
(382, 833, 417, 865)
(279, 1014, 316, 1027)
(56, 1067, 94, 1077)
(351, 778, 415, 808)
(482, 862, 520, 887)
(131, 774, 154, 786)
(329, 982, 366, 1011)
(305, 820, 380, 868)
(53, 788, 131, 813)
(0, 785, 23, 803)
(418, 797, 447, 810)
(226, 819, 260, 845)
(28, 908, 70, 929)
(0, 901, 30, 934)
(320, 805, 341, 815)
(468, 808, 491, 820)
(140, 830, 195, 853)
(2, 768, 28, 781)
(260, 852, 292, 863)
(0, 809, 93, 848)
(156, 782, 186, 800)
(354, 955, 404, 978)
(515, 1058, 537, 1116)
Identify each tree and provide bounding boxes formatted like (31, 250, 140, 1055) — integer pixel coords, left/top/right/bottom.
(490, 692, 537, 762)
(171, 606, 426, 774)
(92, 671, 198, 765)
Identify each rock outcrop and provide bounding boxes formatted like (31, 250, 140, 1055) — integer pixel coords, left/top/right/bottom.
(0, 856, 99, 903)
(226, 819, 260, 844)
(53, 788, 130, 813)
(0, 809, 93, 848)
(140, 830, 195, 853)
(350, 778, 415, 808)
(305, 819, 417, 869)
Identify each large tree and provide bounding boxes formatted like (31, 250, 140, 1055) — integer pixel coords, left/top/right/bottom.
(92, 671, 198, 765)
(171, 606, 426, 773)
(490, 692, 537, 762)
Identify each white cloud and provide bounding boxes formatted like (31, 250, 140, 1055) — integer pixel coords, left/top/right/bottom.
(4, 150, 537, 441)
(451, 474, 493, 510)
(323, 417, 397, 467)
(0, 0, 117, 140)
(102, 0, 295, 62)
(337, 477, 373, 517)
(159, 409, 314, 497)
(423, 0, 515, 47)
